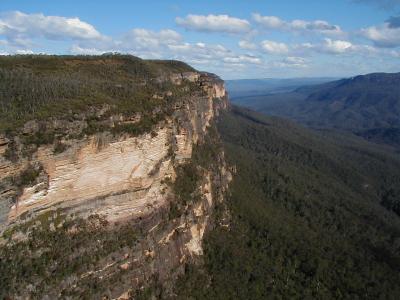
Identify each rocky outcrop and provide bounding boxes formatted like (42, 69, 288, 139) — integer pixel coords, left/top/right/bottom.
(0, 70, 231, 298)
(2, 72, 227, 225)
(8, 127, 174, 222)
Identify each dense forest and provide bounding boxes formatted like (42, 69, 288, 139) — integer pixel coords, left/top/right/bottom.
(229, 73, 400, 150)
(0, 54, 195, 134)
(1, 55, 400, 299)
(175, 106, 400, 299)
(231, 72, 400, 131)
(225, 77, 335, 99)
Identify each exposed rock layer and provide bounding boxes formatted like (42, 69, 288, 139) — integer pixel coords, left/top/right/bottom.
(0, 71, 230, 298)
(1, 72, 227, 225)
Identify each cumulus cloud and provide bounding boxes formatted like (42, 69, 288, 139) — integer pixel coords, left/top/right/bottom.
(253, 15, 284, 29)
(0, 11, 103, 47)
(253, 13, 343, 36)
(168, 42, 234, 66)
(166, 41, 264, 71)
(1, 10, 396, 78)
(168, 42, 229, 58)
(321, 38, 353, 54)
(238, 40, 257, 50)
(294, 39, 353, 55)
(361, 20, 400, 47)
(273, 56, 308, 68)
(69, 28, 183, 59)
(261, 40, 289, 54)
(176, 14, 251, 34)
(70, 45, 109, 55)
(223, 54, 262, 64)
(390, 49, 400, 57)
(284, 56, 307, 65)
(15, 49, 34, 55)
(293, 39, 381, 56)
(121, 28, 181, 50)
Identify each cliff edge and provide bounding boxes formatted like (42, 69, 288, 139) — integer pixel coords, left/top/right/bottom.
(0, 55, 231, 299)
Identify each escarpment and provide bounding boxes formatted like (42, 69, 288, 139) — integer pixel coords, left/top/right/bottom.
(0, 55, 231, 299)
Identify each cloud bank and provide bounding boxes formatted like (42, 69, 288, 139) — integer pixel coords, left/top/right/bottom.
(253, 13, 343, 36)
(0, 11, 103, 47)
(0, 9, 399, 78)
(176, 14, 251, 34)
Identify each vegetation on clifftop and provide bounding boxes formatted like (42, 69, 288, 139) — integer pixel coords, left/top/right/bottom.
(0, 212, 140, 299)
(0, 54, 196, 135)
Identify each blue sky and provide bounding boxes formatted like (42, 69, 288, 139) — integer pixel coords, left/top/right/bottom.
(1, 0, 400, 79)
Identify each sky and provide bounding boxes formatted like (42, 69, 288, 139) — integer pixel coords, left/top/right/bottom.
(0, 0, 400, 79)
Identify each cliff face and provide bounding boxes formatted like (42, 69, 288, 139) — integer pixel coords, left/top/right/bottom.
(0, 66, 231, 299)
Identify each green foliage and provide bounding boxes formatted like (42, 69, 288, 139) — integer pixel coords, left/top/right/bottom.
(14, 164, 41, 187)
(168, 162, 201, 220)
(23, 130, 56, 146)
(133, 275, 164, 300)
(169, 125, 222, 220)
(0, 54, 195, 136)
(0, 213, 138, 299)
(111, 112, 166, 137)
(3, 141, 18, 162)
(53, 139, 67, 154)
(231, 73, 400, 149)
(358, 127, 400, 149)
(191, 125, 222, 171)
(175, 107, 400, 299)
(173, 163, 201, 206)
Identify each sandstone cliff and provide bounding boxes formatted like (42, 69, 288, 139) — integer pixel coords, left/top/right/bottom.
(0, 58, 231, 299)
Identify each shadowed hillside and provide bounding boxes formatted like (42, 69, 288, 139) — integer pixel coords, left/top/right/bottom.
(175, 106, 400, 299)
(229, 73, 400, 149)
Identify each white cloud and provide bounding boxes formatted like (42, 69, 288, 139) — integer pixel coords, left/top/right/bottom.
(165, 41, 265, 73)
(238, 40, 257, 50)
(176, 14, 251, 34)
(121, 28, 181, 50)
(261, 40, 289, 54)
(0, 11, 103, 46)
(223, 54, 262, 64)
(293, 39, 353, 55)
(390, 49, 400, 57)
(168, 42, 231, 61)
(252, 15, 284, 29)
(68, 28, 183, 59)
(253, 13, 343, 36)
(284, 56, 307, 66)
(70, 45, 108, 55)
(293, 39, 382, 57)
(15, 49, 34, 55)
(322, 38, 353, 54)
(361, 22, 400, 47)
(1, 10, 397, 79)
(273, 56, 308, 68)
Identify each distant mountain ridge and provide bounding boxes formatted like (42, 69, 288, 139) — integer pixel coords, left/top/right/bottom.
(230, 72, 400, 149)
(225, 77, 337, 99)
(298, 72, 400, 129)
